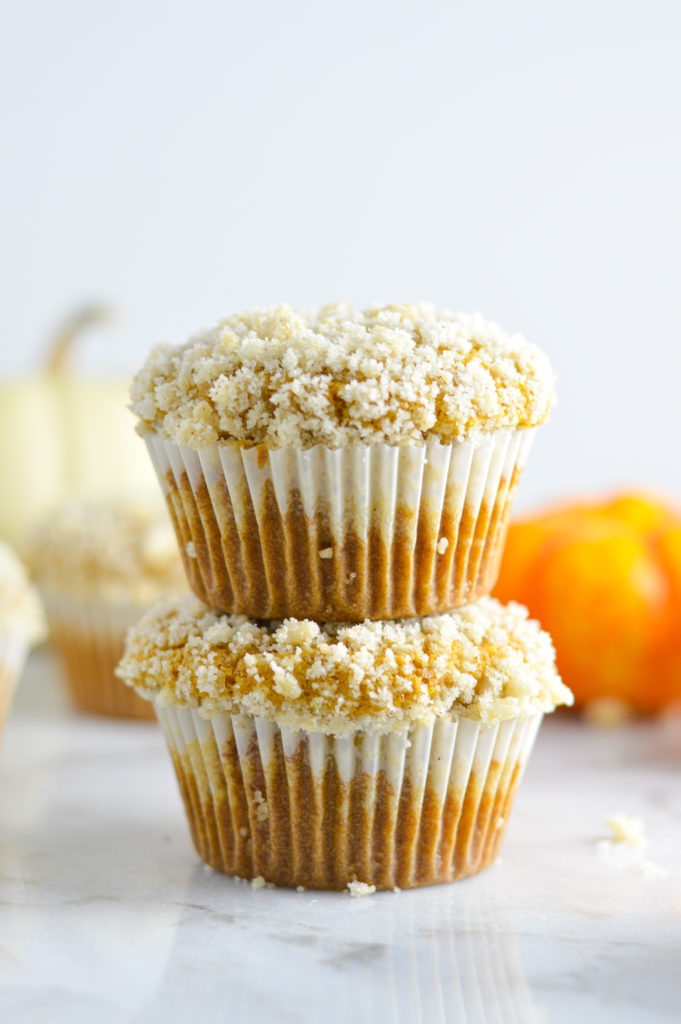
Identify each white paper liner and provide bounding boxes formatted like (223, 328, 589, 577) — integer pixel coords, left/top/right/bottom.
(0, 631, 29, 740)
(154, 704, 543, 890)
(41, 590, 155, 719)
(145, 428, 535, 620)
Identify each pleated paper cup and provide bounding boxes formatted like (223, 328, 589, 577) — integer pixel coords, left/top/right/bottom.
(154, 705, 543, 890)
(0, 632, 29, 741)
(145, 428, 534, 621)
(42, 591, 155, 720)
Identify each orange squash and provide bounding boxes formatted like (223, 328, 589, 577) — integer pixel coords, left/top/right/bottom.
(493, 493, 681, 713)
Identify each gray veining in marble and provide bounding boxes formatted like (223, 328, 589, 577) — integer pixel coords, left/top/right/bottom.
(1, 653, 680, 1023)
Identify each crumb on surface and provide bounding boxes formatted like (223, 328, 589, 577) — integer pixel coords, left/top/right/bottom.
(253, 789, 269, 823)
(640, 860, 669, 880)
(606, 813, 646, 847)
(251, 876, 267, 890)
(437, 537, 449, 555)
(596, 812, 668, 880)
(318, 547, 333, 559)
(347, 880, 376, 897)
(131, 303, 555, 449)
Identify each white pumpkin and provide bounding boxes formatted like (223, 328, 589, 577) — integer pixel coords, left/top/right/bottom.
(0, 307, 155, 551)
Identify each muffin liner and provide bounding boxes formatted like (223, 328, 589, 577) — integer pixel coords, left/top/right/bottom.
(42, 591, 155, 720)
(154, 705, 543, 890)
(145, 428, 534, 620)
(0, 632, 29, 740)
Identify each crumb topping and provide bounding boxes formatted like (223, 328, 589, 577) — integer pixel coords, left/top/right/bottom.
(131, 303, 555, 450)
(0, 541, 46, 644)
(116, 595, 572, 734)
(30, 499, 187, 605)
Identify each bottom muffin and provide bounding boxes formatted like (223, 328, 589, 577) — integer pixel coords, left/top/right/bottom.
(117, 595, 573, 890)
(156, 707, 542, 889)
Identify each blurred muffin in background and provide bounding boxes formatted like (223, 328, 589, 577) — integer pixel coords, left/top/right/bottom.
(0, 541, 46, 743)
(31, 498, 187, 719)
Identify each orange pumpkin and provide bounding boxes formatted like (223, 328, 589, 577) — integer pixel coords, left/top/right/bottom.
(493, 493, 681, 713)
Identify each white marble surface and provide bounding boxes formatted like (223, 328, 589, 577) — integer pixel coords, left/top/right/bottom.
(1, 653, 680, 1024)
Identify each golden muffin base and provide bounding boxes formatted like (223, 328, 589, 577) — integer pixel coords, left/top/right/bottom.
(148, 430, 534, 620)
(155, 707, 542, 890)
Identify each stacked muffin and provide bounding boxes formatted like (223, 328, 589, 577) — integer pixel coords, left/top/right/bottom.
(117, 303, 572, 889)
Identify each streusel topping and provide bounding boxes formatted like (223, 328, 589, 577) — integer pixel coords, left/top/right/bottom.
(131, 303, 555, 450)
(30, 499, 187, 605)
(0, 541, 46, 644)
(116, 595, 572, 734)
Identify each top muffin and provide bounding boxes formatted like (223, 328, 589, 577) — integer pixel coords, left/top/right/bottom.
(131, 303, 555, 450)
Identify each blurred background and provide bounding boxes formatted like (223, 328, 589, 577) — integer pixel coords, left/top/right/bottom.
(1, 0, 680, 510)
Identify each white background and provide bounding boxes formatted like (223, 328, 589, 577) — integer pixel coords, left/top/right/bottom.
(1, 0, 680, 509)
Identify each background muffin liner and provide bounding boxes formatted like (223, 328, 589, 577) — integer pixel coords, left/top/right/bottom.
(0, 632, 30, 740)
(145, 428, 535, 620)
(42, 591, 155, 720)
(153, 704, 543, 890)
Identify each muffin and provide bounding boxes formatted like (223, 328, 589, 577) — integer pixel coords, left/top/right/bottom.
(31, 498, 187, 719)
(0, 541, 45, 740)
(131, 303, 555, 621)
(116, 594, 572, 889)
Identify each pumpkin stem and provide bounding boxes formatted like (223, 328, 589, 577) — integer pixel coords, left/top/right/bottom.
(45, 306, 117, 374)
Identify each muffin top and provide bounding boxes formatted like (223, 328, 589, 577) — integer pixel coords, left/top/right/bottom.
(30, 498, 187, 605)
(131, 303, 555, 450)
(0, 541, 46, 644)
(116, 594, 572, 734)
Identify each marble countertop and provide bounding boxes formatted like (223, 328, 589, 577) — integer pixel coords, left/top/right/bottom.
(1, 653, 680, 1024)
